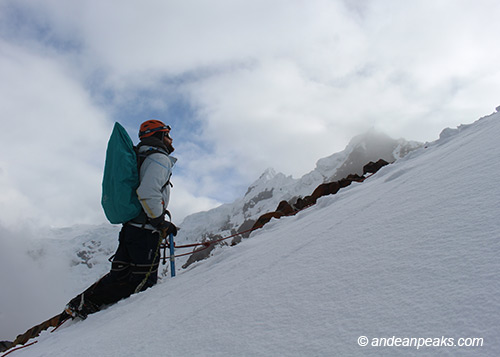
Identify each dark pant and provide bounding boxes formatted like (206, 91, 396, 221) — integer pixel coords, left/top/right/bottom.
(71, 224, 162, 310)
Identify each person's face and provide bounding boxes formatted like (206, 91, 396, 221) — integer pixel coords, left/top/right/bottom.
(163, 133, 174, 153)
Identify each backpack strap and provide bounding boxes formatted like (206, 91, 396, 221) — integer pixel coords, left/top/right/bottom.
(136, 147, 174, 189)
(129, 147, 173, 227)
(135, 146, 167, 170)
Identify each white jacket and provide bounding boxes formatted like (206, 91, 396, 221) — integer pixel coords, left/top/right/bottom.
(136, 145, 177, 220)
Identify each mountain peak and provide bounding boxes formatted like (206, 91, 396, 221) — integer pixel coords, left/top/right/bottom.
(347, 129, 392, 149)
(178, 129, 421, 246)
(259, 167, 278, 181)
(244, 167, 290, 198)
(315, 130, 422, 181)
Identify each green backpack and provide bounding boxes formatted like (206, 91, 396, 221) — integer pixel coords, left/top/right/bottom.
(101, 122, 142, 224)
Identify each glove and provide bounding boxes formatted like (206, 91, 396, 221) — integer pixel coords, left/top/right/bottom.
(150, 216, 178, 238)
(156, 221, 178, 239)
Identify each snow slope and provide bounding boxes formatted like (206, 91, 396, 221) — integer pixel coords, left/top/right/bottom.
(6, 111, 500, 356)
(1, 130, 418, 340)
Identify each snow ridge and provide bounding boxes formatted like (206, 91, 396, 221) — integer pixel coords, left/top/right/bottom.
(176, 130, 421, 250)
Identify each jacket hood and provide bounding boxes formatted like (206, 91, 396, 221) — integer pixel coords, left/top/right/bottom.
(137, 137, 177, 165)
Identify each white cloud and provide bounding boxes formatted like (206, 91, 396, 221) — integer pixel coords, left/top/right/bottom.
(1, 0, 500, 228)
(169, 184, 221, 224)
(0, 40, 111, 228)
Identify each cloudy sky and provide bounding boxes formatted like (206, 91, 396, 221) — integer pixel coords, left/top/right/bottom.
(1, 0, 499, 230)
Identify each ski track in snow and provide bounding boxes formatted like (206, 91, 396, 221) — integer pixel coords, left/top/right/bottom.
(6, 112, 500, 356)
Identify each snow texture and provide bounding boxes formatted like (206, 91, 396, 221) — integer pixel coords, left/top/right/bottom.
(4, 112, 500, 356)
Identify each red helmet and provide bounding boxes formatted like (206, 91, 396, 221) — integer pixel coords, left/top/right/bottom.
(139, 120, 171, 139)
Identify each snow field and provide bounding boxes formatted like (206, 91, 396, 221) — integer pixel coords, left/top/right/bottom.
(9, 112, 500, 356)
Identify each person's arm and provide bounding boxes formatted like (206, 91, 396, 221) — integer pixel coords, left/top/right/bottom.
(136, 153, 172, 220)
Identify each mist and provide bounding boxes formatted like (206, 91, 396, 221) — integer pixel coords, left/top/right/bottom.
(0, 226, 72, 340)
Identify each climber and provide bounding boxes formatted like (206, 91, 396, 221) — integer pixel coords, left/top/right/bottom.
(65, 119, 178, 319)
